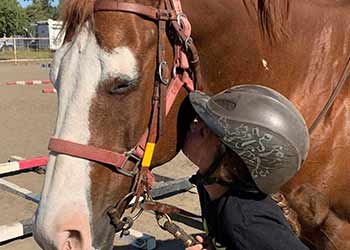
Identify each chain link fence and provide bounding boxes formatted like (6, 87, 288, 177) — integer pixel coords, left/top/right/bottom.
(0, 37, 54, 63)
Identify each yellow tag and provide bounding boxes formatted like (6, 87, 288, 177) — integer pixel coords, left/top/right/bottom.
(142, 143, 156, 167)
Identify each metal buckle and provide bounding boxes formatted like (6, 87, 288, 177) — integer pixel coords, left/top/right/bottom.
(157, 10, 171, 20)
(117, 149, 141, 177)
(125, 148, 142, 163)
(158, 61, 170, 85)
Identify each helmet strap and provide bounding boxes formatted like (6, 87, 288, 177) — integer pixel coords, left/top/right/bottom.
(189, 144, 264, 194)
(190, 143, 227, 186)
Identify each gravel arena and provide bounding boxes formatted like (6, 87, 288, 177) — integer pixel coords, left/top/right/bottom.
(0, 61, 202, 250)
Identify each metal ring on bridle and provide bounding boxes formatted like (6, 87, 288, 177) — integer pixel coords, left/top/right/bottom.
(158, 61, 169, 84)
(121, 216, 133, 231)
(131, 207, 144, 221)
(177, 13, 187, 27)
(156, 213, 172, 230)
(172, 65, 177, 79)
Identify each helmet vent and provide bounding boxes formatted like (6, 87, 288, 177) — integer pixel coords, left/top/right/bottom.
(213, 99, 236, 111)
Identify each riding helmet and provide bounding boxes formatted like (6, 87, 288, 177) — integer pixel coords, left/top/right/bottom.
(188, 85, 309, 194)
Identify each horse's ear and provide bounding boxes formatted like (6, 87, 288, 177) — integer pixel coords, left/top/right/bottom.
(60, 0, 95, 37)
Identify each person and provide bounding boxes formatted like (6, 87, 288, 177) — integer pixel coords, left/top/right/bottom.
(182, 85, 310, 250)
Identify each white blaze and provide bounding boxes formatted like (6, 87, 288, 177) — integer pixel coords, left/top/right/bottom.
(34, 24, 138, 247)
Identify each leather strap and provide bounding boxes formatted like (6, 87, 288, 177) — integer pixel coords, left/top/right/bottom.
(49, 133, 146, 173)
(133, 0, 170, 209)
(141, 201, 201, 218)
(49, 138, 128, 167)
(94, 0, 177, 21)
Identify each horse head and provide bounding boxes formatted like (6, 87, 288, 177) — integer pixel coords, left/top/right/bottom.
(33, 0, 194, 249)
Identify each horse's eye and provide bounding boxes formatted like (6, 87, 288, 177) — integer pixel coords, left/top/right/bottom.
(109, 78, 138, 95)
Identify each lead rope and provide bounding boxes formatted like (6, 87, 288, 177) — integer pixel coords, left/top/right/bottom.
(309, 56, 350, 134)
(156, 213, 198, 247)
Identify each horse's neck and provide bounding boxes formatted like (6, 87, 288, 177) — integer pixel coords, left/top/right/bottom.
(183, 0, 266, 93)
(184, 0, 350, 99)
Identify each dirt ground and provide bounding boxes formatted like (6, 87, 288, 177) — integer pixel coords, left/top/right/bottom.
(0, 62, 202, 250)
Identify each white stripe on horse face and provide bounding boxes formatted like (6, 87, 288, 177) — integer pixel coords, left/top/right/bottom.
(35, 24, 138, 246)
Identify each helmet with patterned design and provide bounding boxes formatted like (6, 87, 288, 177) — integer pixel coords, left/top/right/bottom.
(188, 84, 309, 194)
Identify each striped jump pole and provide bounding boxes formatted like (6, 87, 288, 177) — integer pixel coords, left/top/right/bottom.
(0, 157, 48, 175)
(42, 87, 57, 94)
(0, 219, 32, 243)
(6, 80, 51, 86)
(0, 178, 40, 203)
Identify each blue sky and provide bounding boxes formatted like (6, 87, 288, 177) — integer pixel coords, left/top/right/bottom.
(19, 0, 59, 8)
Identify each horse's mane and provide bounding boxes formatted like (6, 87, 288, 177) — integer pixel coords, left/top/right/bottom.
(60, 0, 95, 32)
(257, 0, 290, 42)
(244, 0, 290, 43)
(59, 0, 290, 43)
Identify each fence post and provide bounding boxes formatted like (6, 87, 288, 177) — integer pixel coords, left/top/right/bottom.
(13, 37, 17, 64)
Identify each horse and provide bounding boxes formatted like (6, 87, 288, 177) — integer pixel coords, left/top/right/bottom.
(32, 0, 350, 249)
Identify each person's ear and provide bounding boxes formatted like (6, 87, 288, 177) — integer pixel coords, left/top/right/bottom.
(218, 153, 236, 183)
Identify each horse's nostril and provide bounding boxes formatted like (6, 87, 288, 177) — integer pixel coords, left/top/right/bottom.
(62, 230, 83, 250)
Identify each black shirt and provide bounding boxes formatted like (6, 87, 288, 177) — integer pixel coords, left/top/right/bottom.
(194, 180, 309, 250)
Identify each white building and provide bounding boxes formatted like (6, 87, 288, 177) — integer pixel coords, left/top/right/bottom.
(36, 19, 64, 50)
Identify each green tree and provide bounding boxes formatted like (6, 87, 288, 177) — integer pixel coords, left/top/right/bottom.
(25, 0, 58, 23)
(25, 2, 48, 23)
(0, 0, 29, 36)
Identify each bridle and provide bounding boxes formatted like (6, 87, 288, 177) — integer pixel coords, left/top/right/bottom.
(48, 0, 202, 246)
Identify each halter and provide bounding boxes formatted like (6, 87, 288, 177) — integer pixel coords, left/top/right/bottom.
(48, 0, 201, 246)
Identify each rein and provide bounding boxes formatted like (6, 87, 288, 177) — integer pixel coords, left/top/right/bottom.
(309, 56, 350, 134)
(48, 0, 201, 246)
